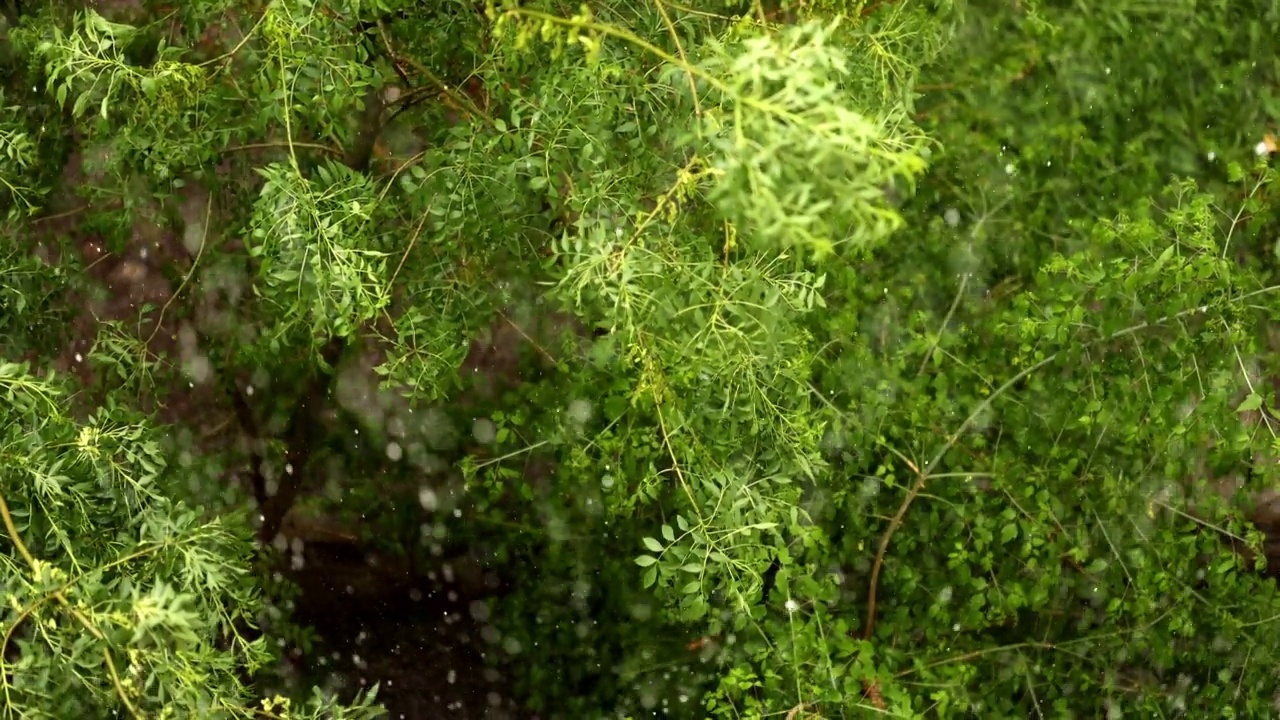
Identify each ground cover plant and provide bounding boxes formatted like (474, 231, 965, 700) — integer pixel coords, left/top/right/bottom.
(4, 0, 1280, 717)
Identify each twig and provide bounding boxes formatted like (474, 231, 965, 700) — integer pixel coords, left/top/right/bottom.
(144, 193, 211, 346)
(917, 273, 969, 376)
(198, 7, 269, 73)
(224, 141, 342, 157)
(374, 20, 494, 127)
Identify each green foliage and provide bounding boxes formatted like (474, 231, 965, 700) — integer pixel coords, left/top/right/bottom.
(0, 94, 44, 219)
(249, 161, 390, 343)
(0, 364, 382, 718)
(6, 0, 1280, 717)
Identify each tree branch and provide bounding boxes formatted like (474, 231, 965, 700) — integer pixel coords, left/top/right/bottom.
(255, 337, 345, 544)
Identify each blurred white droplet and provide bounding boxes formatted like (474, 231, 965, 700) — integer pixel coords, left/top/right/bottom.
(186, 355, 212, 384)
(386, 441, 403, 461)
(943, 208, 961, 227)
(472, 418, 497, 444)
(567, 399, 592, 424)
(182, 220, 205, 255)
(418, 487, 438, 512)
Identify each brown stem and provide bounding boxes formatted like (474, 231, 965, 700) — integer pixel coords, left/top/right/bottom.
(255, 337, 346, 544)
(862, 457, 923, 640)
(344, 84, 388, 173)
(222, 370, 267, 507)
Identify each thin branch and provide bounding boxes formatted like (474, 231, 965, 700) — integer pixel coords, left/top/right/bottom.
(917, 272, 969, 376)
(224, 141, 343, 158)
(650, 0, 701, 117)
(145, 193, 211, 346)
(374, 20, 493, 127)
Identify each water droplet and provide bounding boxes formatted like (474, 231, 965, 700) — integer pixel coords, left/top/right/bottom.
(472, 418, 497, 444)
(418, 487, 439, 512)
(567, 398, 593, 424)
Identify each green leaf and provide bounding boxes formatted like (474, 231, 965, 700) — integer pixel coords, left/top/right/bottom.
(1237, 393, 1264, 413)
(661, 524, 674, 542)
(641, 566, 658, 589)
(1000, 523, 1018, 544)
(635, 555, 657, 567)
(642, 537, 664, 553)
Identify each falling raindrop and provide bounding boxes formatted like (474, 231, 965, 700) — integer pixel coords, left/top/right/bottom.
(418, 487, 439, 512)
(472, 417, 497, 444)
